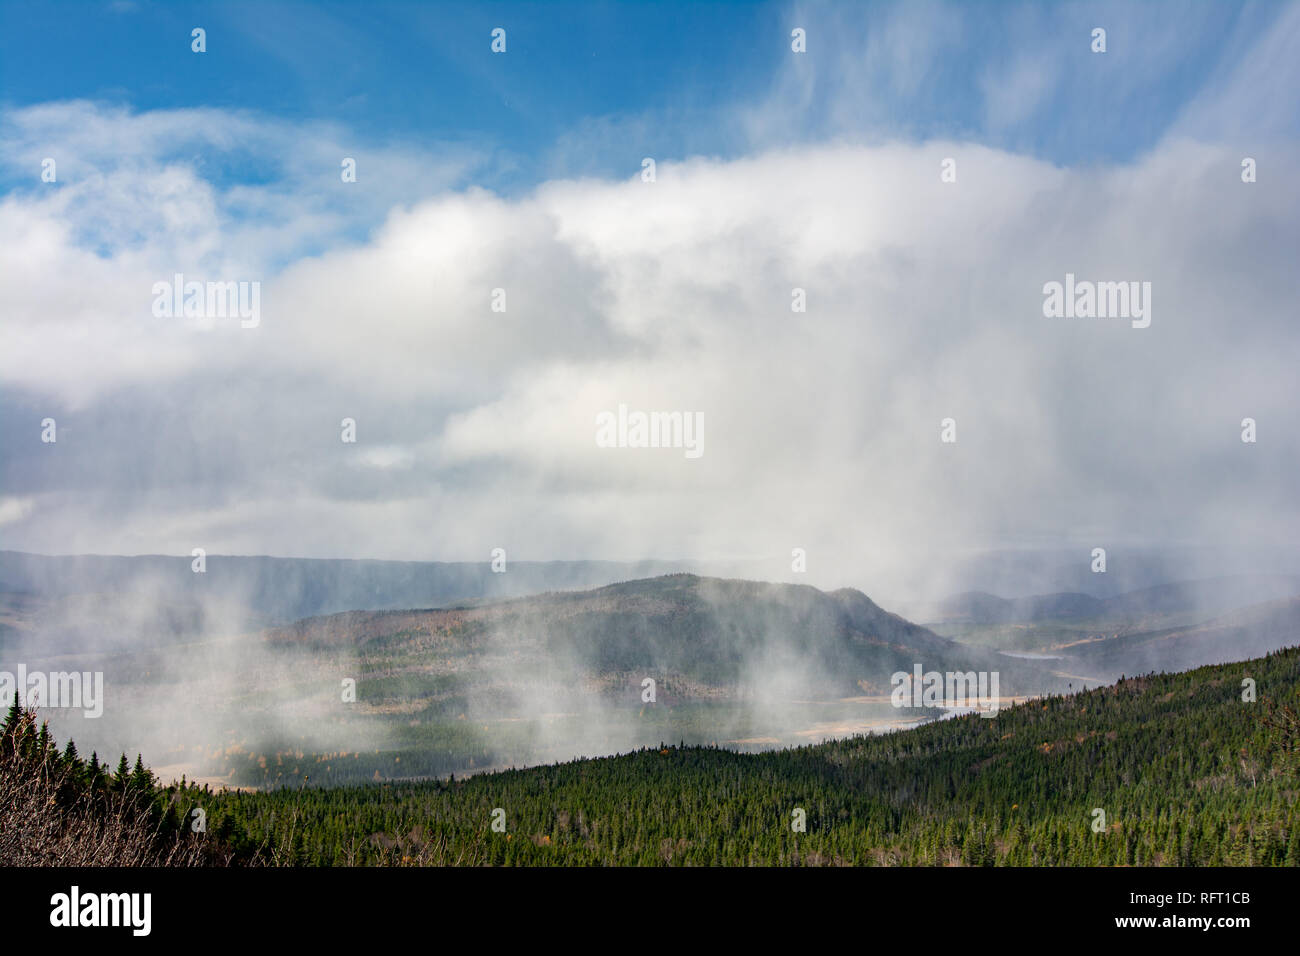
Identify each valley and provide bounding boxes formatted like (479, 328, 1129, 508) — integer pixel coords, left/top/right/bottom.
(4, 556, 1298, 793)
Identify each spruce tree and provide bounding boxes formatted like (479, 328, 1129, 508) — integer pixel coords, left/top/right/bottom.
(130, 753, 153, 793)
(114, 753, 131, 791)
(0, 698, 21, 759)
(1, 696, 21, 735)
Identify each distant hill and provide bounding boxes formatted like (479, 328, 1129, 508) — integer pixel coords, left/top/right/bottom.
(265, 573, 1062, 700)
(0, 550, 694, 650)
(933, 590, 1105, 624)
(921, 575, 1300, 626)
(1103, 576, 1300, 619)
(1062, 597, 1300, 676)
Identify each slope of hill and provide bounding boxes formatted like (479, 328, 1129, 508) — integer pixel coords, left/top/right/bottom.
(9, 573, 1064, 789)
(1103, 576, 1300, 619)
(203, 644, 1300, 865)
(161, 574, 1062, 786)
(1064, 598, 1300, 677)
(264, 572, 1061, 700)
(911, 576, 1300, 683)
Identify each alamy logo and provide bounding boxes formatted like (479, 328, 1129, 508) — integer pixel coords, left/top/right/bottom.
(151, 273, 261, 328)
(595, 404, 703, 459)
(891, 664, 1001, 717)
(50, 886, 151, 936)
(0, 666, 103, 718)
(1042, 273, 1151, 328)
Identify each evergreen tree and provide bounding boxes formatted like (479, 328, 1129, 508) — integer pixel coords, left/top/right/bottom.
(114, 753, 131, 792)
(2, 695, 22, 735)
(130, 753, 154, 793)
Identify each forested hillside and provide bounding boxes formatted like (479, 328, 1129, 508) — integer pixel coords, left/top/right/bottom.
(195, 644, 1300, 865)
(267, 573, 1060, 699)
(0, 573, 1065, 793)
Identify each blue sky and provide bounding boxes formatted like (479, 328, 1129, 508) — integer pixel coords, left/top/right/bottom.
(2, 1, 783, 191)
(2, 0, 1291, 195)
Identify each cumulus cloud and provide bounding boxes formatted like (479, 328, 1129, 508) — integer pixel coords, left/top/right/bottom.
(1, 6, 1297, 597)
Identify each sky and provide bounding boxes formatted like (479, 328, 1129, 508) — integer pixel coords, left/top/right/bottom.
(1, 0, 1298, 590)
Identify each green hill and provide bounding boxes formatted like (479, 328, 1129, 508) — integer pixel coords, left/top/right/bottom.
(0, 573, 1068, 791)
(199, 643, 1300, 866)
(267, 572, 1060, 699)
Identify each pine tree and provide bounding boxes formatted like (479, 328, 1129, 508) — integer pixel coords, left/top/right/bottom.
(130, 754, 153, 794)
(0, 698, 22, 759)
(1, 696, 21, 735)
(19, 713, 37, 759)
(114, 753, 131, 792)
(88, 750, 101, 780)
(61, 739, 82, 787)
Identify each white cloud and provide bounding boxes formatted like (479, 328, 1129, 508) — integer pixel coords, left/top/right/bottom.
(0, 497, 36, 526)
(1, 32, 1297, 589)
